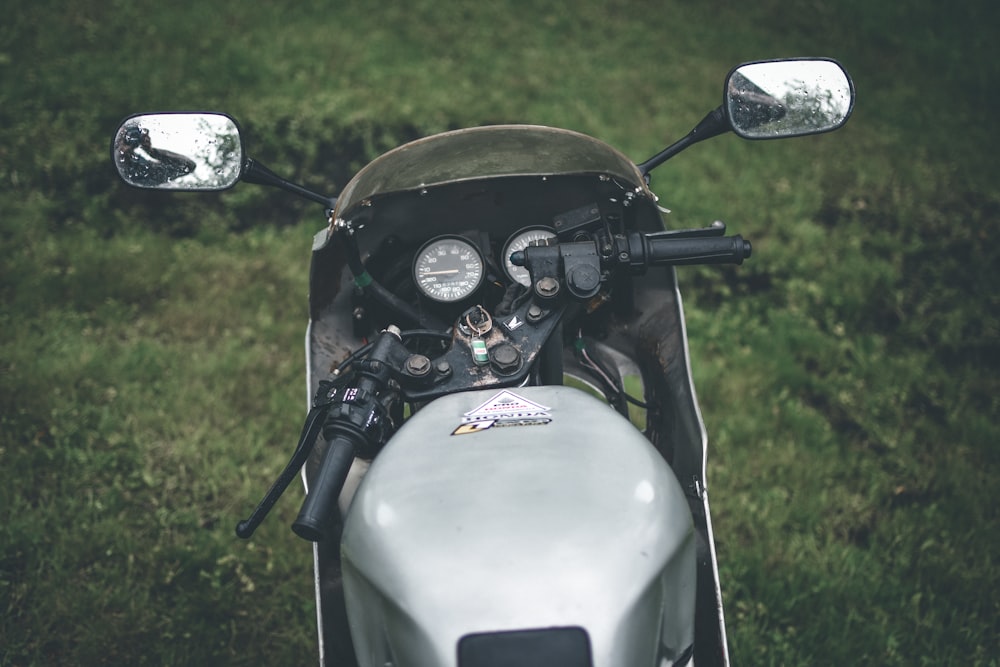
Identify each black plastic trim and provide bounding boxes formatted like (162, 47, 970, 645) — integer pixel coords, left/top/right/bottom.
(458, 626, 593, 667)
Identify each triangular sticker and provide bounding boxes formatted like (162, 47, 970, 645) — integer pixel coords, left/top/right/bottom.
(462, 390, 551, 424)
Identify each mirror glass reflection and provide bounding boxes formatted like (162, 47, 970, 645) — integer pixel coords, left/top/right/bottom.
(726, 60, 853, 139)
(113, 113, 243, 190)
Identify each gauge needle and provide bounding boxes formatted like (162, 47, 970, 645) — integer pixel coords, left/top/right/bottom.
(422, 269, 460, 275)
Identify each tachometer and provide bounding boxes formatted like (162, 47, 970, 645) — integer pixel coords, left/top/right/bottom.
(413, 236, 485, 303)
(503, 227, 558, 287)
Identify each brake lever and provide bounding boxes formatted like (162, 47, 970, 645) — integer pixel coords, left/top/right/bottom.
(650, 220, 727, 239)
(235, 389, 336, 539)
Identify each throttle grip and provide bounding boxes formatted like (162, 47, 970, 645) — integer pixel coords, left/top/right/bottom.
(636, 233, 752, 267)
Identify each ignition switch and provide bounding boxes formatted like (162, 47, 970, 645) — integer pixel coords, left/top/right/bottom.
(461, 305, 493, 365)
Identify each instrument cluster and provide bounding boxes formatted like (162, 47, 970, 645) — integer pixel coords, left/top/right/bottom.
(411, 227, 557, 303)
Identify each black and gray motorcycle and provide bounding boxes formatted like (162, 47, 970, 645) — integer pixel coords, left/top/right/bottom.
(112, 58, 854, 667)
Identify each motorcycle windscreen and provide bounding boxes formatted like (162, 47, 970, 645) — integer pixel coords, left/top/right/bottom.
(341, 386, 696, 667)
(333, 125, 649, 220)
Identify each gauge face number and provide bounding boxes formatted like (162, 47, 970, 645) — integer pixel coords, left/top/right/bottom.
(503, 227, 558, 287)
(413, 237, 485, 303)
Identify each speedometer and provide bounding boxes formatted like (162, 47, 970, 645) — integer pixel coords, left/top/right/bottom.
(413, 236, 485, 303)
(503, 227, 558, 287)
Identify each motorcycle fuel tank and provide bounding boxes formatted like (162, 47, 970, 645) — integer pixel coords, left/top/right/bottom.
(341, 386, 695, 667)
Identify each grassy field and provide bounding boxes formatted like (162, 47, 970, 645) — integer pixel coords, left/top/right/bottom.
(2, 0, 998, 664)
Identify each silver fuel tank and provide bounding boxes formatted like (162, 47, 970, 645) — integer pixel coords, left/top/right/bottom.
(341, 386, 695, 667)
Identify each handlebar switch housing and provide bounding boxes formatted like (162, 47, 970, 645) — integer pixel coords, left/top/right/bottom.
(561, 242, 602, 299)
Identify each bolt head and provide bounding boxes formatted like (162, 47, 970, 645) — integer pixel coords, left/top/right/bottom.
(404, 354, 431, 376)
(489, 344, 521, 374)
(535, 276, 560, 298)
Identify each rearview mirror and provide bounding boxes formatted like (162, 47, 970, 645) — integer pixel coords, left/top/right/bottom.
(725, 58, 854, 139)
(112, 112, 244, 190)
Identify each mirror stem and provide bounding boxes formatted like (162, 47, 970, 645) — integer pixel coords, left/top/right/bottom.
(638, 106, 730, 177)
(242, 157, 337, 208)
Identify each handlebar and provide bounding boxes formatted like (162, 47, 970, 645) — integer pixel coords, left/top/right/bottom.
(237, 329, 402, 544)
(289, 231, 750, 543)
(289, 329, 401, 543)
(245, 225, 753, 544)
(511, 229, 752, 278)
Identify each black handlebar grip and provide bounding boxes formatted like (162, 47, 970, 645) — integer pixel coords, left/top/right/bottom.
(639, 234, 752, 267)
(291, 436, 357, 542)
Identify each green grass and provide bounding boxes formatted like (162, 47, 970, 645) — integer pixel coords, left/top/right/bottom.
(2, 0, 998, 664)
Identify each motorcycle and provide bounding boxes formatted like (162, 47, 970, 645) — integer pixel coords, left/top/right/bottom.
(112, 57, 854, 667)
